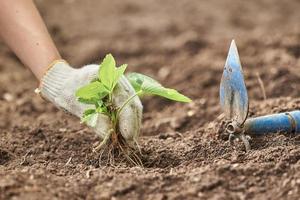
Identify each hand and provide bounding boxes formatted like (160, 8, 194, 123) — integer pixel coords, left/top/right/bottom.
(37, 60, 142, 141)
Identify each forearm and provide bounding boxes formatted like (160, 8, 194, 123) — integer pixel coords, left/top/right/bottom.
(0, 0, 61, 80)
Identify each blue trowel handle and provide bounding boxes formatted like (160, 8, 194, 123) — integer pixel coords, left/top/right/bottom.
(244, 111, 300, 135)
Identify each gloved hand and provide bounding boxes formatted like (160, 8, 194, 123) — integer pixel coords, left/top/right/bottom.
(36, 60, 142, 142)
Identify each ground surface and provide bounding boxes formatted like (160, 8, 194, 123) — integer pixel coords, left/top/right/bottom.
(1, 0, 300, 199)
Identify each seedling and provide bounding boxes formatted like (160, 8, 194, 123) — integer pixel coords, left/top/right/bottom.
(76, 54, 191, 165)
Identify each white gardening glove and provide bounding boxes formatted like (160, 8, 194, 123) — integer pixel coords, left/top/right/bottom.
(37, 60, 142, 141)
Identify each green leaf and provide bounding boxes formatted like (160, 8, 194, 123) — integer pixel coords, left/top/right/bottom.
(96, 106, 109, 114)
(163, 88, 192, 102)
(99, 54, 116, 91)
(126, 73, 144, 92)
(81, 112, 98, 127)
(78, 97, 99, 105)
(83, 109, 96, 116)
(113, 64, 127, 88)
(99, 54, 127, 92)
(95, 100, 104, 108)
(126, 72, 192, 103)
(95, 101, 109, 114)
(76, 81, 108, 100)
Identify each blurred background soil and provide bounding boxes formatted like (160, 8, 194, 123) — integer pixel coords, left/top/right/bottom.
(1, 0, 300, 199)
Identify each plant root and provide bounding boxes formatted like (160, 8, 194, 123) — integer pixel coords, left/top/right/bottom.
(93, 129, 112, 152)
(94, 131, 143, 167)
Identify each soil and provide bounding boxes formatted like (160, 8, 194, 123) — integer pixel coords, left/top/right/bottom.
(1, 0, 300, 199)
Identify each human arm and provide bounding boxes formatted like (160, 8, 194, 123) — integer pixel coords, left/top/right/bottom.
(0, 0, 60, 80)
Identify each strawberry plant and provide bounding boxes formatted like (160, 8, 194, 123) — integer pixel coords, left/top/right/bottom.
(76, 54, 191, 165)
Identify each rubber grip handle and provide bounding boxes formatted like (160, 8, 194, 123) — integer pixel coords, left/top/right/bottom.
(244, 110, 300, 135)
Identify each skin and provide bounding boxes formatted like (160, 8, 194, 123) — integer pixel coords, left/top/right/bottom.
(0, 0, 61, 80)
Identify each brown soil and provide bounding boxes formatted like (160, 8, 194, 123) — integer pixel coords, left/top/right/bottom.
(1, 0, 300, 199)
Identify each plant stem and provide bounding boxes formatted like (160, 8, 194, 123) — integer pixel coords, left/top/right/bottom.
(116, 90, 142, 121)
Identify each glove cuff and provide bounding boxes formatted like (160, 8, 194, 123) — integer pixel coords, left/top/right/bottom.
(36, 60, 74, 103)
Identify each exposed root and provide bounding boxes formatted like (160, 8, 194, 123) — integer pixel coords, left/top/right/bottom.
(94, 131, 143, 167)
(93, 129, 113, 152)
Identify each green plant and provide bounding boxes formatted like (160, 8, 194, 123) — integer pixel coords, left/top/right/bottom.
(76, 54, 191, 165)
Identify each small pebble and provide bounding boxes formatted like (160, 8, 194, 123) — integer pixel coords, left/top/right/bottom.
(3, 93, 14, 102)
(59, 128, 67, 132)
(187, 110, 195, 117)
(158, 67, 170, 79)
